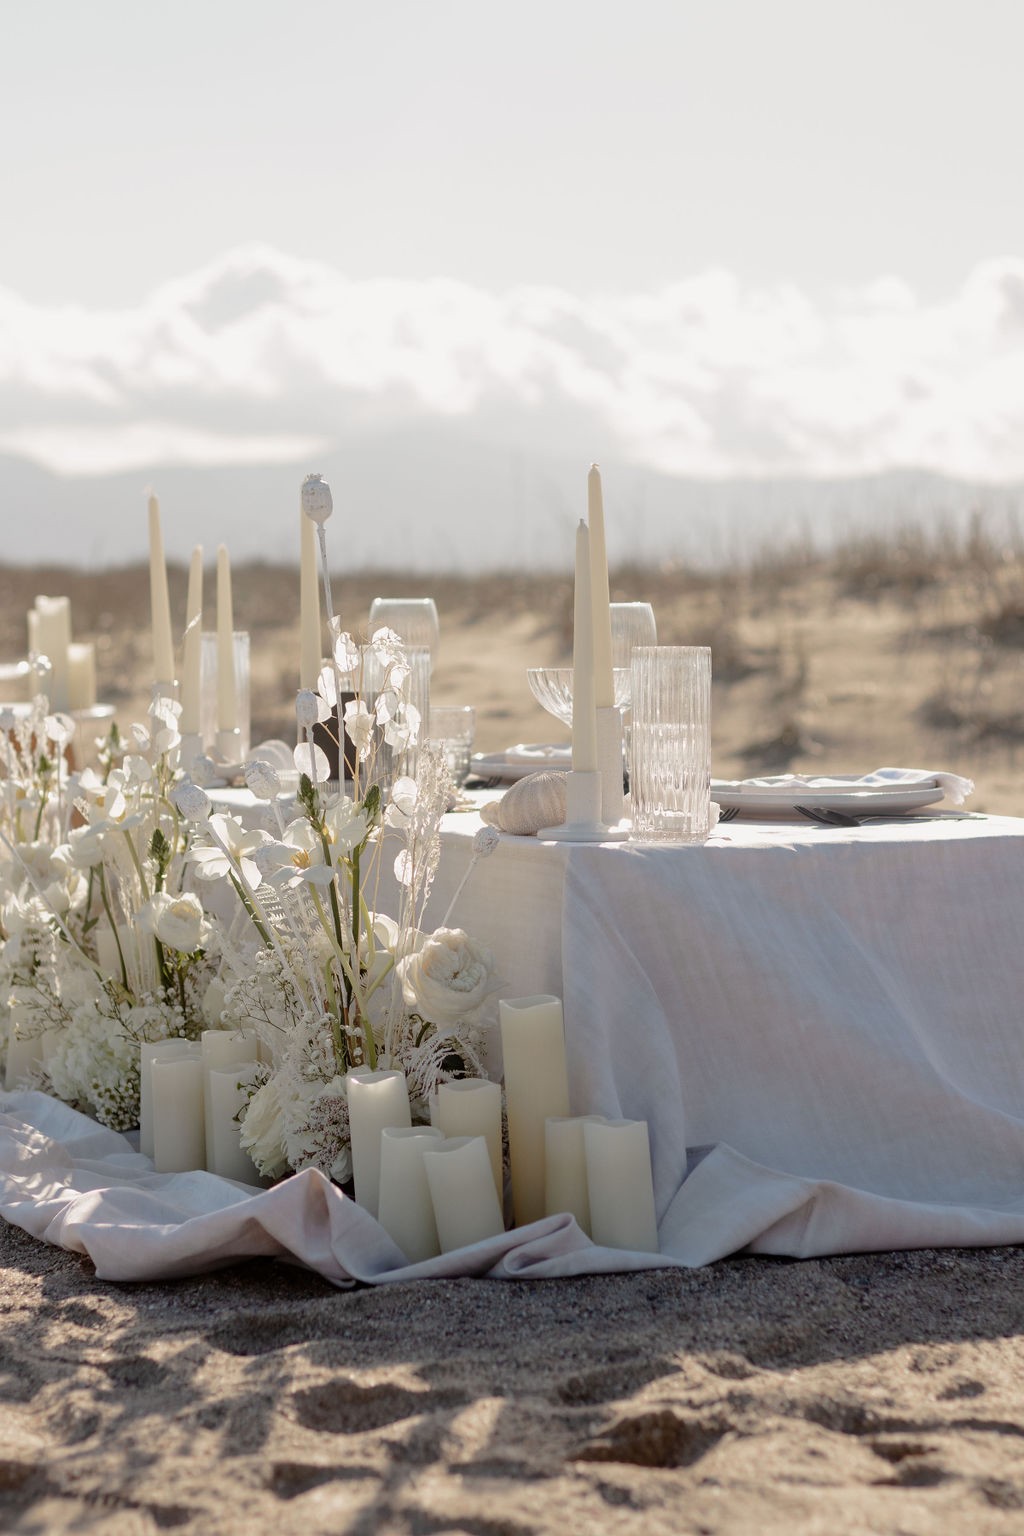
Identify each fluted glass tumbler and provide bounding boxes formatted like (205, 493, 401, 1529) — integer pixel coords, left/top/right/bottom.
(629, 646, 711, 843)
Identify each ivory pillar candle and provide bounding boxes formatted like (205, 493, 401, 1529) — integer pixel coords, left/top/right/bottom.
(151, 1048, 205, 1173)
(206, 1063, 261, 1183)
(499, 994, 571, 1226)
(423, 1136, 505, 1252)
(571, 520, 598, 773)
(33, 595, 72, 709)
(201, 1029, 258, 1167)
(377, 1126, 444, 1262)
(148, 495, 175, 686)
(180, 545, 204, 735)
(544, 1114, 608, 1236)
(299, 502, 322, 689)
(216, 544, 237, 732)
(139, 1038, 195, 1159)
(583, 1118, 659, 1253)
(67, 642, 97, 710)
(435, 1078, 503, 1199)
(588, 465, 615, 711)
(345, 1068, 411, 1218)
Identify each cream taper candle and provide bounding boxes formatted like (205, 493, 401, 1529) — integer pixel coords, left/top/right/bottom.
(33, 595, 72, 710)
(571, 519, 598, 772)
(206, 1063, 261, 1183)
(583, 1118, 659, 1253)
(435, 1078, 503, 1200)
(588, 465, 615, 711)
(180, 545, 204, 735)
(216, 544, 237, 732)
(499, 994, 571, 1226)
(151, 1049, 205, 1173)
(346, 1068, 411, 1218)
(544, 1114, 608, 1235)
(299, 501, 322, 689)
(377, 1126, 444, 1262)
(148, 494, 175, 686)
(423, 1136, 505, 1252)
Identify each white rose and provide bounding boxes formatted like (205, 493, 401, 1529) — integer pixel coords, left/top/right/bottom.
(138, 892, 208, 954)
(398, 927, 496, 1026)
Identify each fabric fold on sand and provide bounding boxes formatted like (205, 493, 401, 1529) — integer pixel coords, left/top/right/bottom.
(5, 1090, 1024, 1284)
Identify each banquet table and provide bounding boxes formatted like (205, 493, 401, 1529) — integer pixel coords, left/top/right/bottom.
(391, 801, 1024, 1263)
(4, 797, 1024, 1284)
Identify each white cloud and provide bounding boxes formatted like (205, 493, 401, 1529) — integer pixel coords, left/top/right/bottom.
(1, 244, 1024, 484)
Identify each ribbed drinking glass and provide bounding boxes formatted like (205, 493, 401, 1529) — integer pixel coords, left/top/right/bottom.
(628, 646, 711, 843)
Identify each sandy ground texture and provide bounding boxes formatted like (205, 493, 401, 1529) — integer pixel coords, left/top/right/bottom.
(1, 1220, 1023, 1535)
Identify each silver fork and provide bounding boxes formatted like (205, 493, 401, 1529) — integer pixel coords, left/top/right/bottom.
(794, 804, 860, 827)
(717, 806, 741, 823)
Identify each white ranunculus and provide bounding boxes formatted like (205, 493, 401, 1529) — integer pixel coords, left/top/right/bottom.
(398, 927, 496, 1026)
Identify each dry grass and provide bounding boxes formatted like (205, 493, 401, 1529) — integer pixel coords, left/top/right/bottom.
(3, 518, 1024, 814)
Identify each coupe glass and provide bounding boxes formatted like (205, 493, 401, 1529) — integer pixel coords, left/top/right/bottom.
(368, 598, 440, 672)
(527, 666, 631, 727)
(610, 602, 657, 669)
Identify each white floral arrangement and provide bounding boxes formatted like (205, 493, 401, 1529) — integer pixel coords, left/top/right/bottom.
(0, 627, 500, 1188)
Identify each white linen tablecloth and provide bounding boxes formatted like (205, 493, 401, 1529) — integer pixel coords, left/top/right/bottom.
(4, 807, 1024, 1282)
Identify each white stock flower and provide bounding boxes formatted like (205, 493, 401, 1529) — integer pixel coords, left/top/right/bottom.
(398, 927, 496, 1026)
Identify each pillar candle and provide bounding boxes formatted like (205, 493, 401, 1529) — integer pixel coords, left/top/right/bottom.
(583, 1118, 659, 1253)
(377, 1125, 444, 1262)
(544, 1114, 608, 1236)
(299, 502, 322, 689)
(139, 1038, 195, 1159)
(33, 595, 72, 709)
(206, 1063, 262, 1183)
(180, 545, 204, 734)
(435, 1079, 503, 1200)
(148, 494, 175, 686)
(216, 544, 237, 731)
(345, 1068, 411, 1218)
(571, 520, 597, 772)
(499, 994, 571, 1226)
(67, 642, 97, 710)
(588, 465, 615, 710)
(201, 1028, 258, 1168)
(423, 1136, 505, 1252)
(151, 1048, 205, 1173)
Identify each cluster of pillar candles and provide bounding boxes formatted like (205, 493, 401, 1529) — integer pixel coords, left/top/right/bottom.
(26, 595, 97, 711)
(141, 995, 660, 1258)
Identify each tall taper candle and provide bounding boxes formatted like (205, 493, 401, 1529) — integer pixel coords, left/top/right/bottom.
(180, 545, 204, 734)
(588, 465, 615, 710)
(572, 519, 598, 772)
(499, 994, 571, 1226)
(216, 544, 237, 732)
(148, 494, 175, 686)
(299, 501, 322, 689)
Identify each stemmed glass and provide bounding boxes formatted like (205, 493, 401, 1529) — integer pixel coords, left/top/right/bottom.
(610, 603, 657, 670)
(367, 598, 440, 672)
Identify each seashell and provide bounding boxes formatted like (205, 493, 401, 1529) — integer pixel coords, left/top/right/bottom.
(479, 771, 567, 837)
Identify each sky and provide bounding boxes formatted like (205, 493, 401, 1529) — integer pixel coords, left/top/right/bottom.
(1, 0, 1023, 563)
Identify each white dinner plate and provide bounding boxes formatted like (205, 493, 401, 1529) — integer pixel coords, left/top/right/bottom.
(710, 778, 946, 815)
(470, 744, 572, 783)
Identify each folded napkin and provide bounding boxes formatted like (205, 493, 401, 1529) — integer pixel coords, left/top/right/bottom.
(722, 767, 974, 807)
(504, 743, 572, 767)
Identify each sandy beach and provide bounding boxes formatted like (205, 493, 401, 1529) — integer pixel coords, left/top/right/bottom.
(1, 544, 1024, 1533)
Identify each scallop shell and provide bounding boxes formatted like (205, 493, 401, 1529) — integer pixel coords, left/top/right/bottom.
(479, 771, 567, 837)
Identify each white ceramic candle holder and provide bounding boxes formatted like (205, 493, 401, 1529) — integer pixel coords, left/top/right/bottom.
(538, 768, 628, 843)
(596, 705, 626, 827)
